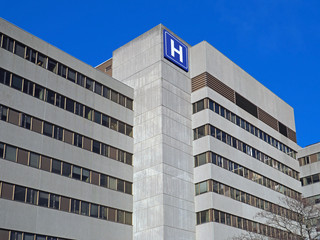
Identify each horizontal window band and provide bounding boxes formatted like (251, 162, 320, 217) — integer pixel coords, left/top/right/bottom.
(0, 228, 73, 240)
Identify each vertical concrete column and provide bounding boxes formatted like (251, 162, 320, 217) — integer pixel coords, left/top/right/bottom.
(113, 25, 195, 240)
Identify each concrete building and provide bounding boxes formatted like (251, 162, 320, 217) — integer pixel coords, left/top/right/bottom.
(0, 18, 318, 240)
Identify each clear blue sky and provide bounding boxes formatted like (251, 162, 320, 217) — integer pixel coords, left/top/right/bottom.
(2, 0, 319, 147)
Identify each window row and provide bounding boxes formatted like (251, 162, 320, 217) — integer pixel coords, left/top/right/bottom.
(301, 173, 320, 186)
(0, 142, 132, 195)
(299, 153, 320, 166)
(305, 194, 320, 205)
(193, 98, 296, 159)
(195, 179, 298, 221)
(0, 182, 132, 225)
(0, 33, 133, 110)
(193, 124, 299, 180)
(0, 228, 71, 240)
(194, 151, 300, 199)
(0, 105, 133, 165)
(0, 68, 133, 137)
(196, 209, 296, 240)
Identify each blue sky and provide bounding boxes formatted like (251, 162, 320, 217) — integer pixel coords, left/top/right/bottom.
(1, 0, 319, 147)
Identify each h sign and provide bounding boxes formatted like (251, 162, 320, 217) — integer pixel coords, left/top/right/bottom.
(163, 29, 188, 72)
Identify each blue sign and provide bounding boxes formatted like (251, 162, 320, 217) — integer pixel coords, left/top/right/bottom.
(163, 29, 188, 72)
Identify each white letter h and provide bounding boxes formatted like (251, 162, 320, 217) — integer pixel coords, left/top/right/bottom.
(170, 39, 183, 63)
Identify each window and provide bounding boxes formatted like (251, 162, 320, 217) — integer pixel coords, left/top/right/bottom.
(37, 53, 47, 68)
(94, 111, 101, 124)
(110, 118, 118, 131)
(38, 192, 49, 207)
(11, 75, 23, 90)
(76, 73, 85, 87)
(125, 212, 132, 225)
(67, 68, 76, 82)
(126, 125, 133, 137)
(47, 58, 57, 73)
(85, 78, 94, 91)
(19, 114, 31, 130)
(100, 175, 108, 188)
(119, 121, 125, 134)
(117, 210, 125, 223)
(17, 149, 28, 165)
(92, 140, 100, 154)
(54, 126, 63, 141)
(23, 79, 33, 95)
(0, 105, 8, 121)
(94, 82, 102, 95)
(126, 153, 132, 165)
(100, 206, 107, 220)
(62, 162, 71, 177)
(60, 197, 70, 212)
(29, 153, 39, 168)
(34, 84, 45, 100)
(41, 157, 51, 171)
(117, 179, 124, 192)
(56, 94, 65, 109)
(119, 94, 125, 106)
(99, 86, 109, 100)
(109, 177, 117, 190)
(43, 122, 53, 137)
(0, 143, 4, 158)
(72, 166, 81, 180)
(5, 145, 17, 161)
(71, 199, 80, 213)
(85, 107, 93, 120)
(14, 186, 26, 202)
(81, 201, 89, 216)
(52, 159, 61, 174)
(36, 235, 46, 240)
(82, 169, 90, 183)
(101, 144, 108, 157)
(102, 115, 109, 127)
(10, 231, 22, 240)
(58, 64, 67, 78)
(45, 89, 55, 105)
(2, 35, 14, 52)
(73, 133, 82, 148)
(75, 103, 84, 117)
(26, 47, 36, 63)
(125, 182, 132, 194)
(108, 208, 116, 221)
(10, 39, 23, 56)
(63, 129, 73, 144)
(66, 98, 74, 113)
(90, 204, 98, 218)
(111, 90, 118, 103)
(0, 68, 10, 85)
(26, 189, 38, 205)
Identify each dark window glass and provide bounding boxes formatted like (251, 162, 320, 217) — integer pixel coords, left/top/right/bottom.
(103, 86, 110, 98)
(11, 75, 23, 90)
(94, 82, 102, 95)
(117, 179, 124, 192)
(73, 133, 82, 148)
(125, 212, 132, 225)
(100, 206, 107, 220)
(0, 68, 7, 84)
(29, 153, 40, 168)
(26, 189, 37, 204)
(125, 182, 132, 194)
(14, 186, 26, 202)
(58, 64, 67, 78)
(117, 210, 125, 223)
(14, 41, 25, 58)
(62, 162, 71, 177)
(93, 140, 100, 154)
(126, 125, 133, 137)
(85, 107, 93, 120)
(109, 177, 117, 190)
(85, 78, 94, 91)
(101, 144, 108, 157)
(279, 122, 288, 137)
(52, 159, 61, 174)
(45, 89, 55, 105)
(71, 199, 80, 213)
(23, 79, 33, 95)
(43, 122, 53, 137)
(126, 153, 132, 165)
(37, 53, 47, 68)
(24, 234, 34, 240)
(67, 68, 76, 82)
(0, 143, 4, 158)
(110, 118, 118, 131)
(0, 105, 8, 121)
(2, 35, 14, 52)
(49, 194, 60, 209)
(108, 208, 116, 221)
(48, 58, 57, 73)
(100, 174, 108, 187)
(66, 98, 74, 113)
(10, 231, 22, 240)
(56, 94, 65, 109)
(38, 192, 49, 207)
(118, 150, 125, 163)
(76, 73, 85, 87)
(111, 90, 118, 103)
(82, 169, 90, 183)
(36, 235, 46, 240)
(119, 121, 125, 134)
(34, 84, 45, 100)
(25, 47, 36, 63)
(54, 126, 63, 141)
(90, 204, 98, 218)
(119, 94, 125, 106)
(5, 145, 17, 161)
(94, 111, 101, 124)
(75, 102, 83, 117)
(72, 166, 81, 180)
(102, 115, 109, 127)
(81, 201, 89, 216)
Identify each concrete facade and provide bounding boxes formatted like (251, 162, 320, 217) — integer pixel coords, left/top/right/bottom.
(1, 18, 320, 240)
